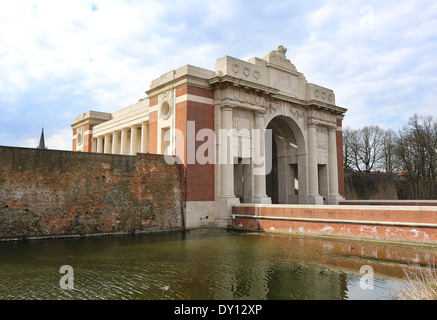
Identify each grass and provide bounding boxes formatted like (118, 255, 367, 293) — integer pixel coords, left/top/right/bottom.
(396, 263, 437, 300)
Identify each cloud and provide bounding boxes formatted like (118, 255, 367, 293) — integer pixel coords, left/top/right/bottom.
(1, 0, 436, 151)
(45, 128, 73, 150)
(23, 128, 72, 150)
(289, 0, 437, 130)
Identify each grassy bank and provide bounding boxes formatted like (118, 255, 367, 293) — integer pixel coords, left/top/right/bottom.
(396, 263, 437, 300)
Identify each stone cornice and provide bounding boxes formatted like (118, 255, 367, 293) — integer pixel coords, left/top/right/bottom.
(71, 111, 112, 130)
(208, 75, 278, 97)
(210, 75, 347, 117)
(146, 65, 215, 98)
(305, 100, 347, 116)
(146, 74, 211, 98)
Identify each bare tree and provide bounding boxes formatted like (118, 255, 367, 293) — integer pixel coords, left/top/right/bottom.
(343, 125, 385, 173)
(395, 114, 437, 199)
(358, 125, 384, 173)
(343, 114, 437, 199)
(381, 129, 399, 174)
(343, 127, 356, 171)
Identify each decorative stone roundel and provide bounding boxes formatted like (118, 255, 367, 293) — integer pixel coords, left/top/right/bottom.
(76, 127, 84, 146)
(161, 101, 171, 120)
(77, 133, 83, 145)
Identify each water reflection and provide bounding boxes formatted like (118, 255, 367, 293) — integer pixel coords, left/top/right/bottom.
(0, 229, 435, 300)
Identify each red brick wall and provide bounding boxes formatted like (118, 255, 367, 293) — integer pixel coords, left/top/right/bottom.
(176, 85, 214, 202)
(72, 129, 77, 151)
(186, 100, 214, 202)
(175, 99, 188, 201)
(176, 85, 214, 99)
(147, 96, 159, 154)
(175, 99, 187, 164)
(232, 205, 437, 244)
(0, 146, 183, 240)
(83, 124, 94, 152)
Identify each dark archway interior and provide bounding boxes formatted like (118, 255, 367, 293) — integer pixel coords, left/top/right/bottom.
(266, 116, 299, 204)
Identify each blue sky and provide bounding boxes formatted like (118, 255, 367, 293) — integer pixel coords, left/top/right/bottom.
(0, 0, 436, 150)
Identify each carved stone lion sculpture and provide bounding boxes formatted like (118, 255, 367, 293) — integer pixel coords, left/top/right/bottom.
(276, 45, 287, 59)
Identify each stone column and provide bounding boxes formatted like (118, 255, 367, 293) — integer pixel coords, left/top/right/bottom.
(112, 131, 120, 154)
(97, 136, 104, 153)
(307, 120, 323, 204)
(221, 106, 235, 197)
(121, 128, 129, 155)
(328, 125, 343, 205)
(91, 138, 97, 153)
(141, 122, 149, 153)
(104, 134, 111, 154)
(253, 111, 271, 204)
(130, 125, 138, 155)
(297, 153, 308, 204)
(218, 105, 239, 228)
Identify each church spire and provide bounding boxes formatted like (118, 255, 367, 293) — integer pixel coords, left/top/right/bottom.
(37, 127, 46, 149)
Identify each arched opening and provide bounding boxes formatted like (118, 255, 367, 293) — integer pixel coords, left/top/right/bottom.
(265, 116, 306, 204)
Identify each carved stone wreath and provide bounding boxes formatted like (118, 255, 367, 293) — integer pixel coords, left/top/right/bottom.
(159, 90, 174, 120)
(76, 127, 84, 146)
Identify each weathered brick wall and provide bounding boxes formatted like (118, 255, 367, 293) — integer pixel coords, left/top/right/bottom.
(0, 146, 183, 240)
(232, 204, 437, 244)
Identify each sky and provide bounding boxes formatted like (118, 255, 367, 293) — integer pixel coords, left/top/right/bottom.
(0, 0, 436, 150)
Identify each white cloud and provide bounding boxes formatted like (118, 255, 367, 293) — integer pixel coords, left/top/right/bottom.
(289, 0, 437, 130)
(1, 0, 436, 149)
(45, 128, 72, 150)
(0, 0, 167, 105)
(206, 0, 235, 25)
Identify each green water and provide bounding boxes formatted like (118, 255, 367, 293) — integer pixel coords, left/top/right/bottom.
(0, 229, 435, 300)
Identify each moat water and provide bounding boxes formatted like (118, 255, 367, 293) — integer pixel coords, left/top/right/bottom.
(0, 229, 436, 300)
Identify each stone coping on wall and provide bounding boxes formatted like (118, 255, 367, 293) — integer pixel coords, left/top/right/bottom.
(233, 203, 437, 213)
(340, 200, 437, 206)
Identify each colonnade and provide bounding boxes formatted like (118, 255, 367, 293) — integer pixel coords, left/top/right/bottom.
(92, 122, 149, 156)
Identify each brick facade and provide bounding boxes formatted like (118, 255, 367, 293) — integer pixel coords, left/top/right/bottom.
(175, 85, 215, 202)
